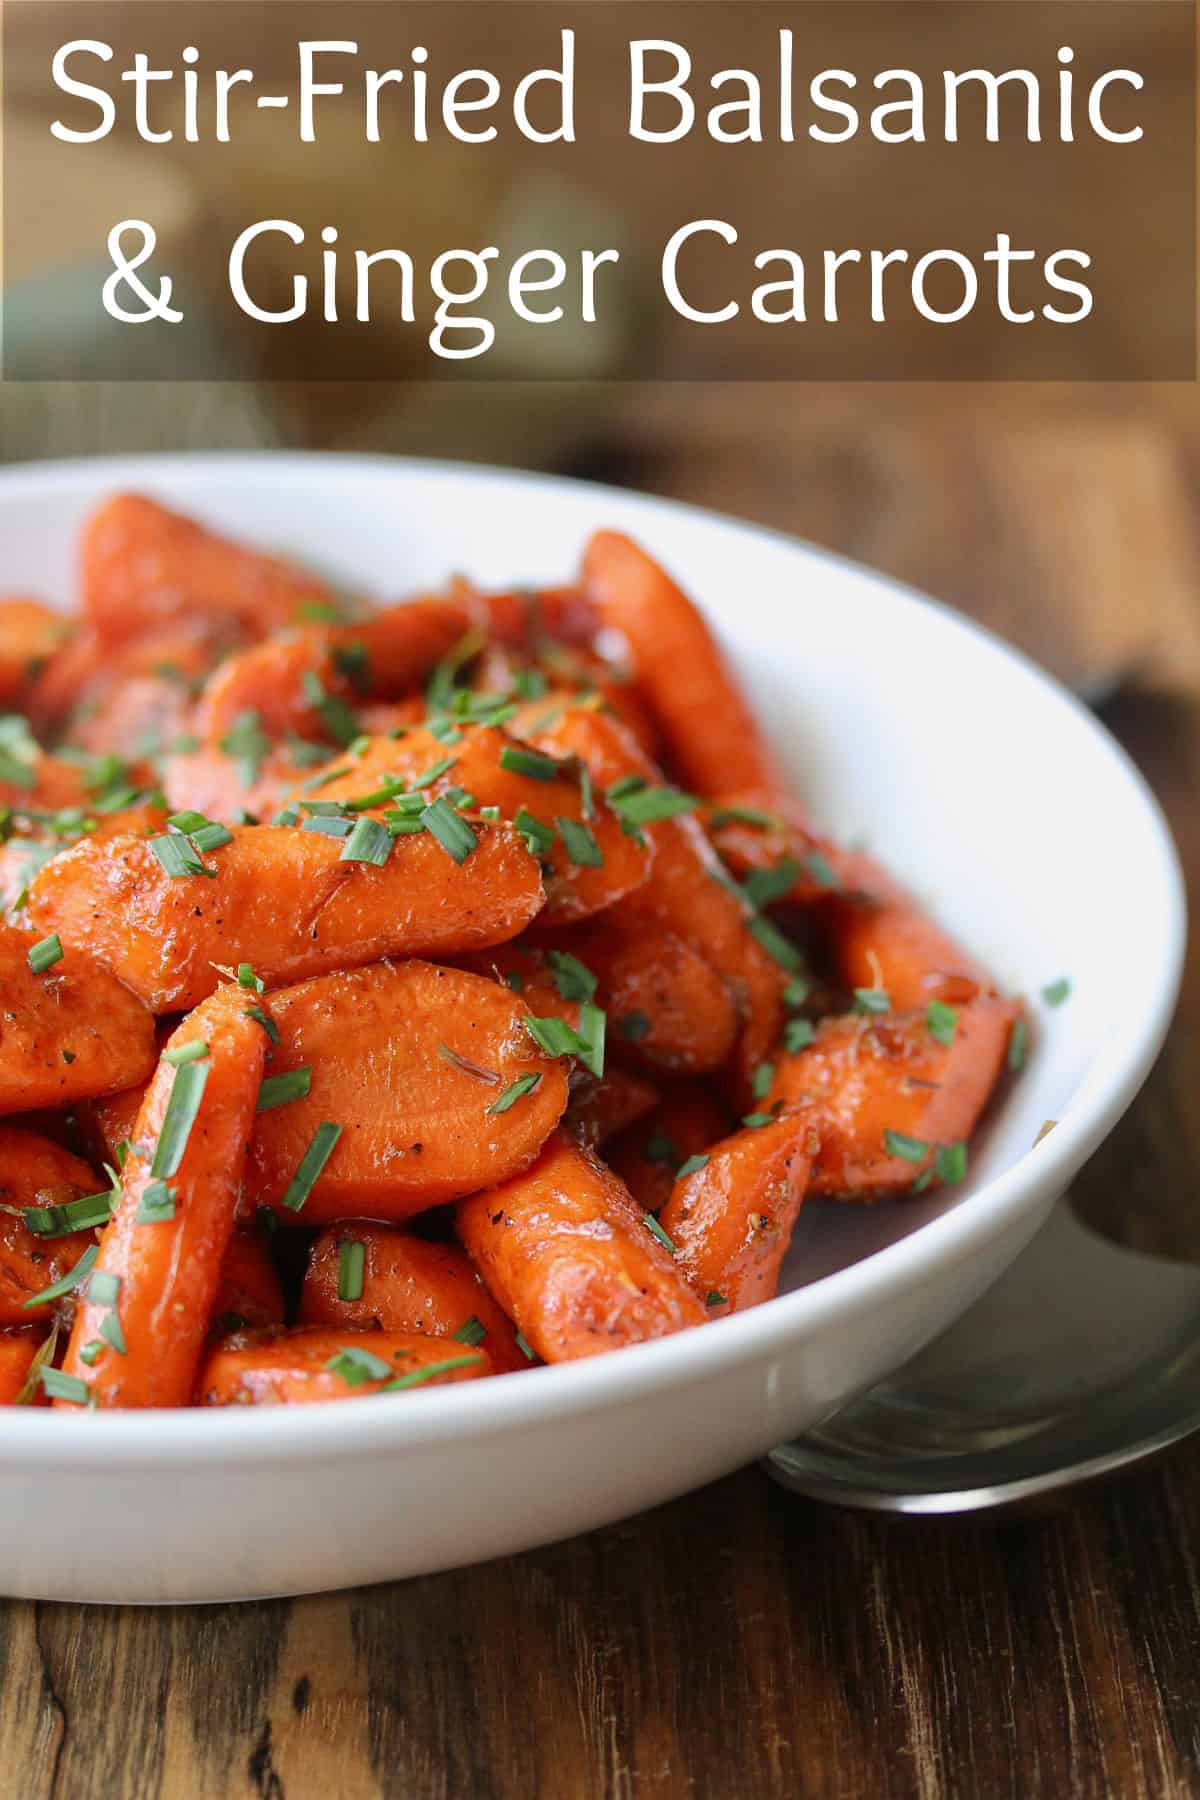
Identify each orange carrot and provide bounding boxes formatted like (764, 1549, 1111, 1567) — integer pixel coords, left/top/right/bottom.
(659, 1112, 818, 1314)
(0, 599, 66, 709)
(0, 1127, 105, 1326)
(56, 984, 267, 1408)
(0, 922, 157, 1113)
(457, 1131, 707, 1363)
(565, 1066, 660, 1146)
(606, 1087, 733, 1217)
(0, 1329, 47, 1404)
(161, 743, 312, 825)
(80, 494, 338, 648)
(582, 530, 784, 799)
(766, 998, 1021, 1198)
(300, 1227, 527, 1372)
(249, 961, 569, 1221)
(820, 854, 995, 1010)
(26, 817, 545, 1013)
(211, 1230, 286, 1335)
(196, 1327, 490, 1405)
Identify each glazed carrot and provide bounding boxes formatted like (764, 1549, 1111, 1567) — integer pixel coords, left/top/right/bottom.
(565, 1066, 660, 1146)
(56, 984, 268, 1408)
(606, 1087, 733, 1217)
(0, 1330, 47, 1404)
(0, 1127, 106, 1325)
(457, 1131, 707, 1363)
(766, 998, 1021, 1198)
(820, 855, 994, 1010)
(211, 1230, 286, 1335)
(161, 742, 317, 824)
(0, 922, 156, 1114)
(80, 494, 339, 648)
(0, 599, 65, 709)
(300, 1227, 527, 1372)
(659, 1112, 818, 1315)
(466, 582, 597, 651)
(191, 630, 344, 744)
(197, 1327, 490, 1405)
(512, 704, 785, 1091)
(582, 530, 784, 800)
(249, 961, 568, 1221)
(294, 724, 652, 926)
(25, 818, 545, 1013)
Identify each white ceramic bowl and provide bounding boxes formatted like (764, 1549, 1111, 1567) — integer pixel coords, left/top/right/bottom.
(0, 454, 1184, 1604)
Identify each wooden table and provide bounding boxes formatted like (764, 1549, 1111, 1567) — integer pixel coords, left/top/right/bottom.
(2, 382, 1199, 1799)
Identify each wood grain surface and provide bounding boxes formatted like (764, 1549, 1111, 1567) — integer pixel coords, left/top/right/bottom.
(2, 381, 1200, 1799)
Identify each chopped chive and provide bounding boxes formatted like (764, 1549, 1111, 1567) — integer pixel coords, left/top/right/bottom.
(326, 1343, 393, 1386)
(332, 641, 370, 688)
(478, 805, 501, 823)
(273, 807, 300, 827)
(643, 1213, 678, 1254)
(301, 671, 361, 747)
(504, 969, 525, 993)
(337, 1238, 365, 1302)
(191, 822, 233, 853)
(676, 1154, 710, 1180)
(555, 816, 603, 867)
(804, 850, 841, 891)
(912, 1168, 934, 1194)
(926, 999, 959, 1046)
(27, 934, 63, 975)
(136, 1179, 177, 1224)
(238, 962, 265, 993)
(342, 776, 407, 811)
(149, 833, 214, 879)
(219, 710, 271, 785)
(741, 1112, 774, 1130)
(610, 784, 697, 828)
(340, 816, 393, 866)
(78, 1341, 104, 1367)
(619, 1011, 651, 1043)
(40, 1367, 92, 1404)
(784, 1017, 815, 1054)
(441, 786, 476, 811)
(300, 800, 352, 818)
(512, 667, 548, 700)
(709, 805, 780, 829)
(387, 816, 426, 837)
(514, 808, 555, 857)
(281, 1121, 342, 1210)
(23, 1187, 115, 1237)
(302, 814, 354, 839)
(643, 1130, 678, 1167)
(1008, 1017, 1029, 1072)
(743, 858, 802, 908)
(935, 1142, 968, 1185)
(606, 774, 645, 803)
(166, 809, 209, 835)
(421, 796, 476, 864)
(453, 1315, 488, 1347)
(1042, 977, 1071, 1008)
(438, 1042, 501, 1085)
(577, 764, 595, 821)
(852, 987, 891, 1016)
(428, 718, 463, 746)
(389, 792, 427, 817)
(575, 1002, 606, 1078)
(256, 1067, 312, 1113)
(22, 1243, 98, 1310)
(162, 1039, 209, 1067)
(410, 755, 458, 789)
(706, 1290, 728, 1307)
(487, 1073, 542, 1115)
(748, 915, 804, 973)
(378, 1353, 484, 1391)
(515, 1332, 537, 1362)
(87, 1269, 121, 1308)
(883, 1129, 929, 1163)
(300, 764, 350, 794)
(245, 1004, 280, 1046)
(499, 745, 561, 782)
(546, 950, 597, 1004)
(752, 1061, 775, 1099)
(524, 1015, 583, 1060)
(151, 1061, 210, 1178)
(99, 1309, 128, 1355)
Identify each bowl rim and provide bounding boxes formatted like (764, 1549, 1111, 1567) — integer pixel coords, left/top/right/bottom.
(0, 449, 1186, 1466)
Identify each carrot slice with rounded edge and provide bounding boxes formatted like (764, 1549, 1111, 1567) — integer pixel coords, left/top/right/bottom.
(0, 599, 67, 710)
(582, 530, 784, 800)
(56, 984, 268, 1408)
(0, 922, 156, 1114)
(819, 853, 995, 1011)
(0, 1330, 47, 1404)
(300, 1227, 527, 1373)
(767, 998, 1021, 1199)
(0, 1127, 105, 1326)
(659, 1111, 818, 1316)
(511, 703, 785, 1095)
(249, 961, 568, 1222)
(196, 1327, 490, 1405)
(606, 1087, 733, 1217)
(291, 724, 651, 926)
(564, 1066, 659, 1146)
(80, 494, 339, 648)
(26, 818, 544, 1013)
(211, 1230, 286, 1336)
(457, 1131, 706, 1363)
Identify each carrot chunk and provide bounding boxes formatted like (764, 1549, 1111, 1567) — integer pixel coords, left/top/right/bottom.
(212, 1230, 286, 1336)
(0, 599, 66, 710)
(196, 1326, 490, 1405)
(0, 1127, 105, 1326)
(606, 1087, 733, 1217)
(0, 922, 156, 1113)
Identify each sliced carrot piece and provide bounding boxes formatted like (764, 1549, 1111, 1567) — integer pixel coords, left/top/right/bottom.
(249, 961, 568, 1221)
(582, 530, 784, 799)
(294, 724, 651, 926)
(0, 1127, 105, 1325)
(212, 1230, 286, 1335)
(820, 854, 994, 1010)
(659, 1112, 818, 1314)
(0, 1329, 47, 1404)
(161, 742, 316, 825)
(80, 493, 338, 648)
(26, 817, 544, 1013)
(767, 999, 1021, 1198)
(196, 1327, 490, 1405)
(0, 599, 67, 709)
(0, 922, 156, 1114)
(565, 1066, 659, 1146)
(606, 1087, 733, 1217)
(457, 1131, 706, 1363)
(56, 984, 268, 1408)
(300, 1227, 527, 1372)
(75, 1081, 148, 1167)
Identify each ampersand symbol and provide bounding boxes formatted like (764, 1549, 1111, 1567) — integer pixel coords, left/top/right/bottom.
(101, 220, 184, 324)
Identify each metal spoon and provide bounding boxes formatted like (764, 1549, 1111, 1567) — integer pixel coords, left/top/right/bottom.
(764, 1195, 1200, 1517)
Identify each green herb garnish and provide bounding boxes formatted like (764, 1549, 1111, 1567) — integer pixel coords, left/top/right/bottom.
(643, 1213, 678, 1254)
(882, 1130, 929, 1163)
(27, 934, 62, 975)
(676, 1154, 710, 1180)
(487, 1073, 542, 1115)
(151, 1061, 210, 1177)
(337, 1238, 365, 1302)
(421, 796, 477, 864)
(257, 1067, 313, 1113)
(281, 1121, 343, 1211)
(926, 999, 959, 1046)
